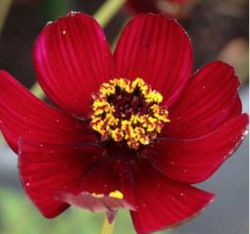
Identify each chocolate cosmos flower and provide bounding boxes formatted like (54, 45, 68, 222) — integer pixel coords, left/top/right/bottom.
(0, 13, 248, 234)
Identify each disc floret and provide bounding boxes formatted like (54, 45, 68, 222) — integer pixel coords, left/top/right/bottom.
(90, 78, 170, 149)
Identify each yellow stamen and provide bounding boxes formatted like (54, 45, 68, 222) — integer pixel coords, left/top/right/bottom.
(92, 193, 104, 198)
(90, 78, 170, 149)
(109, 190, 124, 199)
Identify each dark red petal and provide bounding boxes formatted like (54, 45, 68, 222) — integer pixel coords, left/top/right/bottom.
(145, 114, 248, 184)
(57, 158, 137, 211)
(130, 161, 214, 234)
(0, 71, 94, 153)
(56, 192, 134, 214)
(114, 14, 193, 106)
(33, 12, 113, 118)
(165, 62, 242, 138)
(18, 141, 103, 218)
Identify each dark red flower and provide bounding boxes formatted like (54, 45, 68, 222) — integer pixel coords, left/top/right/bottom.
(0, 13, 248, 234)
(126, 0, 193, 18)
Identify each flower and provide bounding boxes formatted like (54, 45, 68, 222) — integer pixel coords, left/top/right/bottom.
(126, 0, 193, 18)
(0, 12, 248, 234)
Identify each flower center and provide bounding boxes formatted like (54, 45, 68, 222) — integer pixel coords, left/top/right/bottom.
(90, 78, 170, 150)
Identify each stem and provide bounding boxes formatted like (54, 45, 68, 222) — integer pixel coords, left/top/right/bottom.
(0, 0, 13, 35)
(30, 82, 45, 98)
(111, 17, 131, 52)
(101, 215, 115, 234)
(94, 0, 126, 28)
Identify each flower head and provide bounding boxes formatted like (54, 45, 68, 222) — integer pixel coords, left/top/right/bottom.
(0, 13, 248, 234)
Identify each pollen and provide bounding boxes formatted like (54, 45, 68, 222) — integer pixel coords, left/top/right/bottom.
(90, 78, 170, 149)
(109, 190, 124, 199)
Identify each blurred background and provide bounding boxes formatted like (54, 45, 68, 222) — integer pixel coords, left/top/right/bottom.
(0, 0, 249, 233)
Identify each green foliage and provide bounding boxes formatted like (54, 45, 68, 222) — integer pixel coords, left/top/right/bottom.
(40, 0, 71, 22)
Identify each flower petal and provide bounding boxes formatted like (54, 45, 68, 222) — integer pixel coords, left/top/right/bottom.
(0, 71, 94, 153)
(165, 62, 242, 139)
(57, 158, 137, 212)
(56, 192, 134, 214)
(145, 114, 248, 184)
(19, 141, 136, 218)
(18, 141, 103, 218)
(33, 12, 113, 117)
(114, 14, 193, 106)
(130, 161, 214, 234)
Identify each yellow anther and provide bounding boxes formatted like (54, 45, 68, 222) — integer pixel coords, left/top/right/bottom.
(145, 91, 163, 103)
(121, 120, 136, 140)
(99, 82, 116, 96)
(90, 77, 170, 149)
(140, 85, 149, 95)
(117, 79, 129, 90)
(134, 127, 150, 145)
(111, 128, 123, 142)
(109, 190, 124, 199)
(106, 113, 119, 126)
(92, 193, 104, 198)
(132, 78, 145, 89)
(130, 114, 140, 124)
